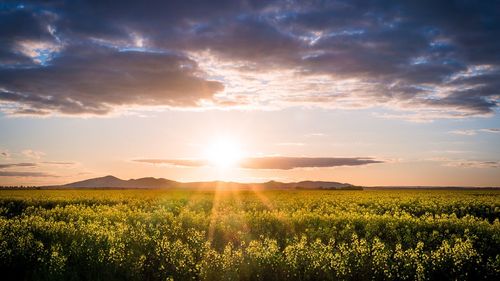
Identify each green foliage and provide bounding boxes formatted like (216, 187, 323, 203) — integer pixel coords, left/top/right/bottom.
(0, 189, 499, 280)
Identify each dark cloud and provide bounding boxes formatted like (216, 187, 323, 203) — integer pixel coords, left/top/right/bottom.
(240, 157, 382, 169)
(0, 162, 67, 177)
(0, 163, 37, 169)
(0, 162, 52, 176)
(0, 5, 56, 66)
(134, 157, 382, 169)
(1, 0, 499, 117)
(185, 17, 303, 64)
(0, 45, 224, 114)
(0, 171, 55, 177)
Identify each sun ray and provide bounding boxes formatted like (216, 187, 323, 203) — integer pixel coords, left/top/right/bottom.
(207, 181, 224, 244)
(249, 186, 295, 235)
(229, 187, 251, 238)
(249, 184, 275, 211)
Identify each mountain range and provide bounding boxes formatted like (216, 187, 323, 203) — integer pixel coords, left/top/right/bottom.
(43, 175, 361, 190)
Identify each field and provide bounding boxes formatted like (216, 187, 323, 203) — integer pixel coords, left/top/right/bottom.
(0, 189, 499, 281)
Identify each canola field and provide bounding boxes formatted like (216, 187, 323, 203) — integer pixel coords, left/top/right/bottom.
(0, 189, 499, 281)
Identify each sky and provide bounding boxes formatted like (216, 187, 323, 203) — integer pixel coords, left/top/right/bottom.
(0, 0, 499, 186)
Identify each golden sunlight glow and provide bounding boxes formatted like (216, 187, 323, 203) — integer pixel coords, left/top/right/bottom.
(204, 137, 244, 169)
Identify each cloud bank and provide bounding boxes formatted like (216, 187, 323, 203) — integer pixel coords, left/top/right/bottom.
(0, 162, 37, 169)
(134, 156, 382, 170)
(0, 1, 499, 118)
(0, 161, 70, 177)
(449, 128, 500, 136)
(444, 160, 500, 169)
(0, 162, 55, 177)
(0, 171, 55, 177)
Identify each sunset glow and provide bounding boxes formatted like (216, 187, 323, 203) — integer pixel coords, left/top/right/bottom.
(1, 2, 499, 280)
(0, 0, 499, 187)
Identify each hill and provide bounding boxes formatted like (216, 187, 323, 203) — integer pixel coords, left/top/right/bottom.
(41, 175, 359, 190)
(58, 175, 179, 189)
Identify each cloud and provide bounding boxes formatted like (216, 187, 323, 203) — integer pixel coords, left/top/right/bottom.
(0, 161, 76, 168)
(449, 130, 477, 136)
(0, 6, 56, 66)
(429, 150, 471, 154)
(0, 162, 55, 177)
(0, 150, 10, 158)
(428, 157, 500, 169)
(0, 171, 56, 177)
(449, 128, 500, 136)
(134, 156, 383, 170)
(133, 158, 205, 167)
(239, 157, 382, 169)
(275, 142, 305, 146)
(0, 1, 499, 119)
(40, 161, 76, 165)
(479, 128, 500, 134)
(444, 160, 500, 169)
(306, 133, 326, 137)
(0, 163, 37, 169)
(22, 149, 46, 159)
(0, 45, 223, 115)
(0, 161, 74, 178)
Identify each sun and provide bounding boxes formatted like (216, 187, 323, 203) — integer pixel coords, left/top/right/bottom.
(204, 137, 244, 169)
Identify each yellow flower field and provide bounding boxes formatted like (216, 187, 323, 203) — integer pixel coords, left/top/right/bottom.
(0, 189, 499, 280)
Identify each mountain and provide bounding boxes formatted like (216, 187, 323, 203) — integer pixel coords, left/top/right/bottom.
(60, 175, 179, 189)
(285, 180, 355, 189)
(45, 176, 360, 190)
(61, 175, 124, 188)
(364, 186, 500, 190)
